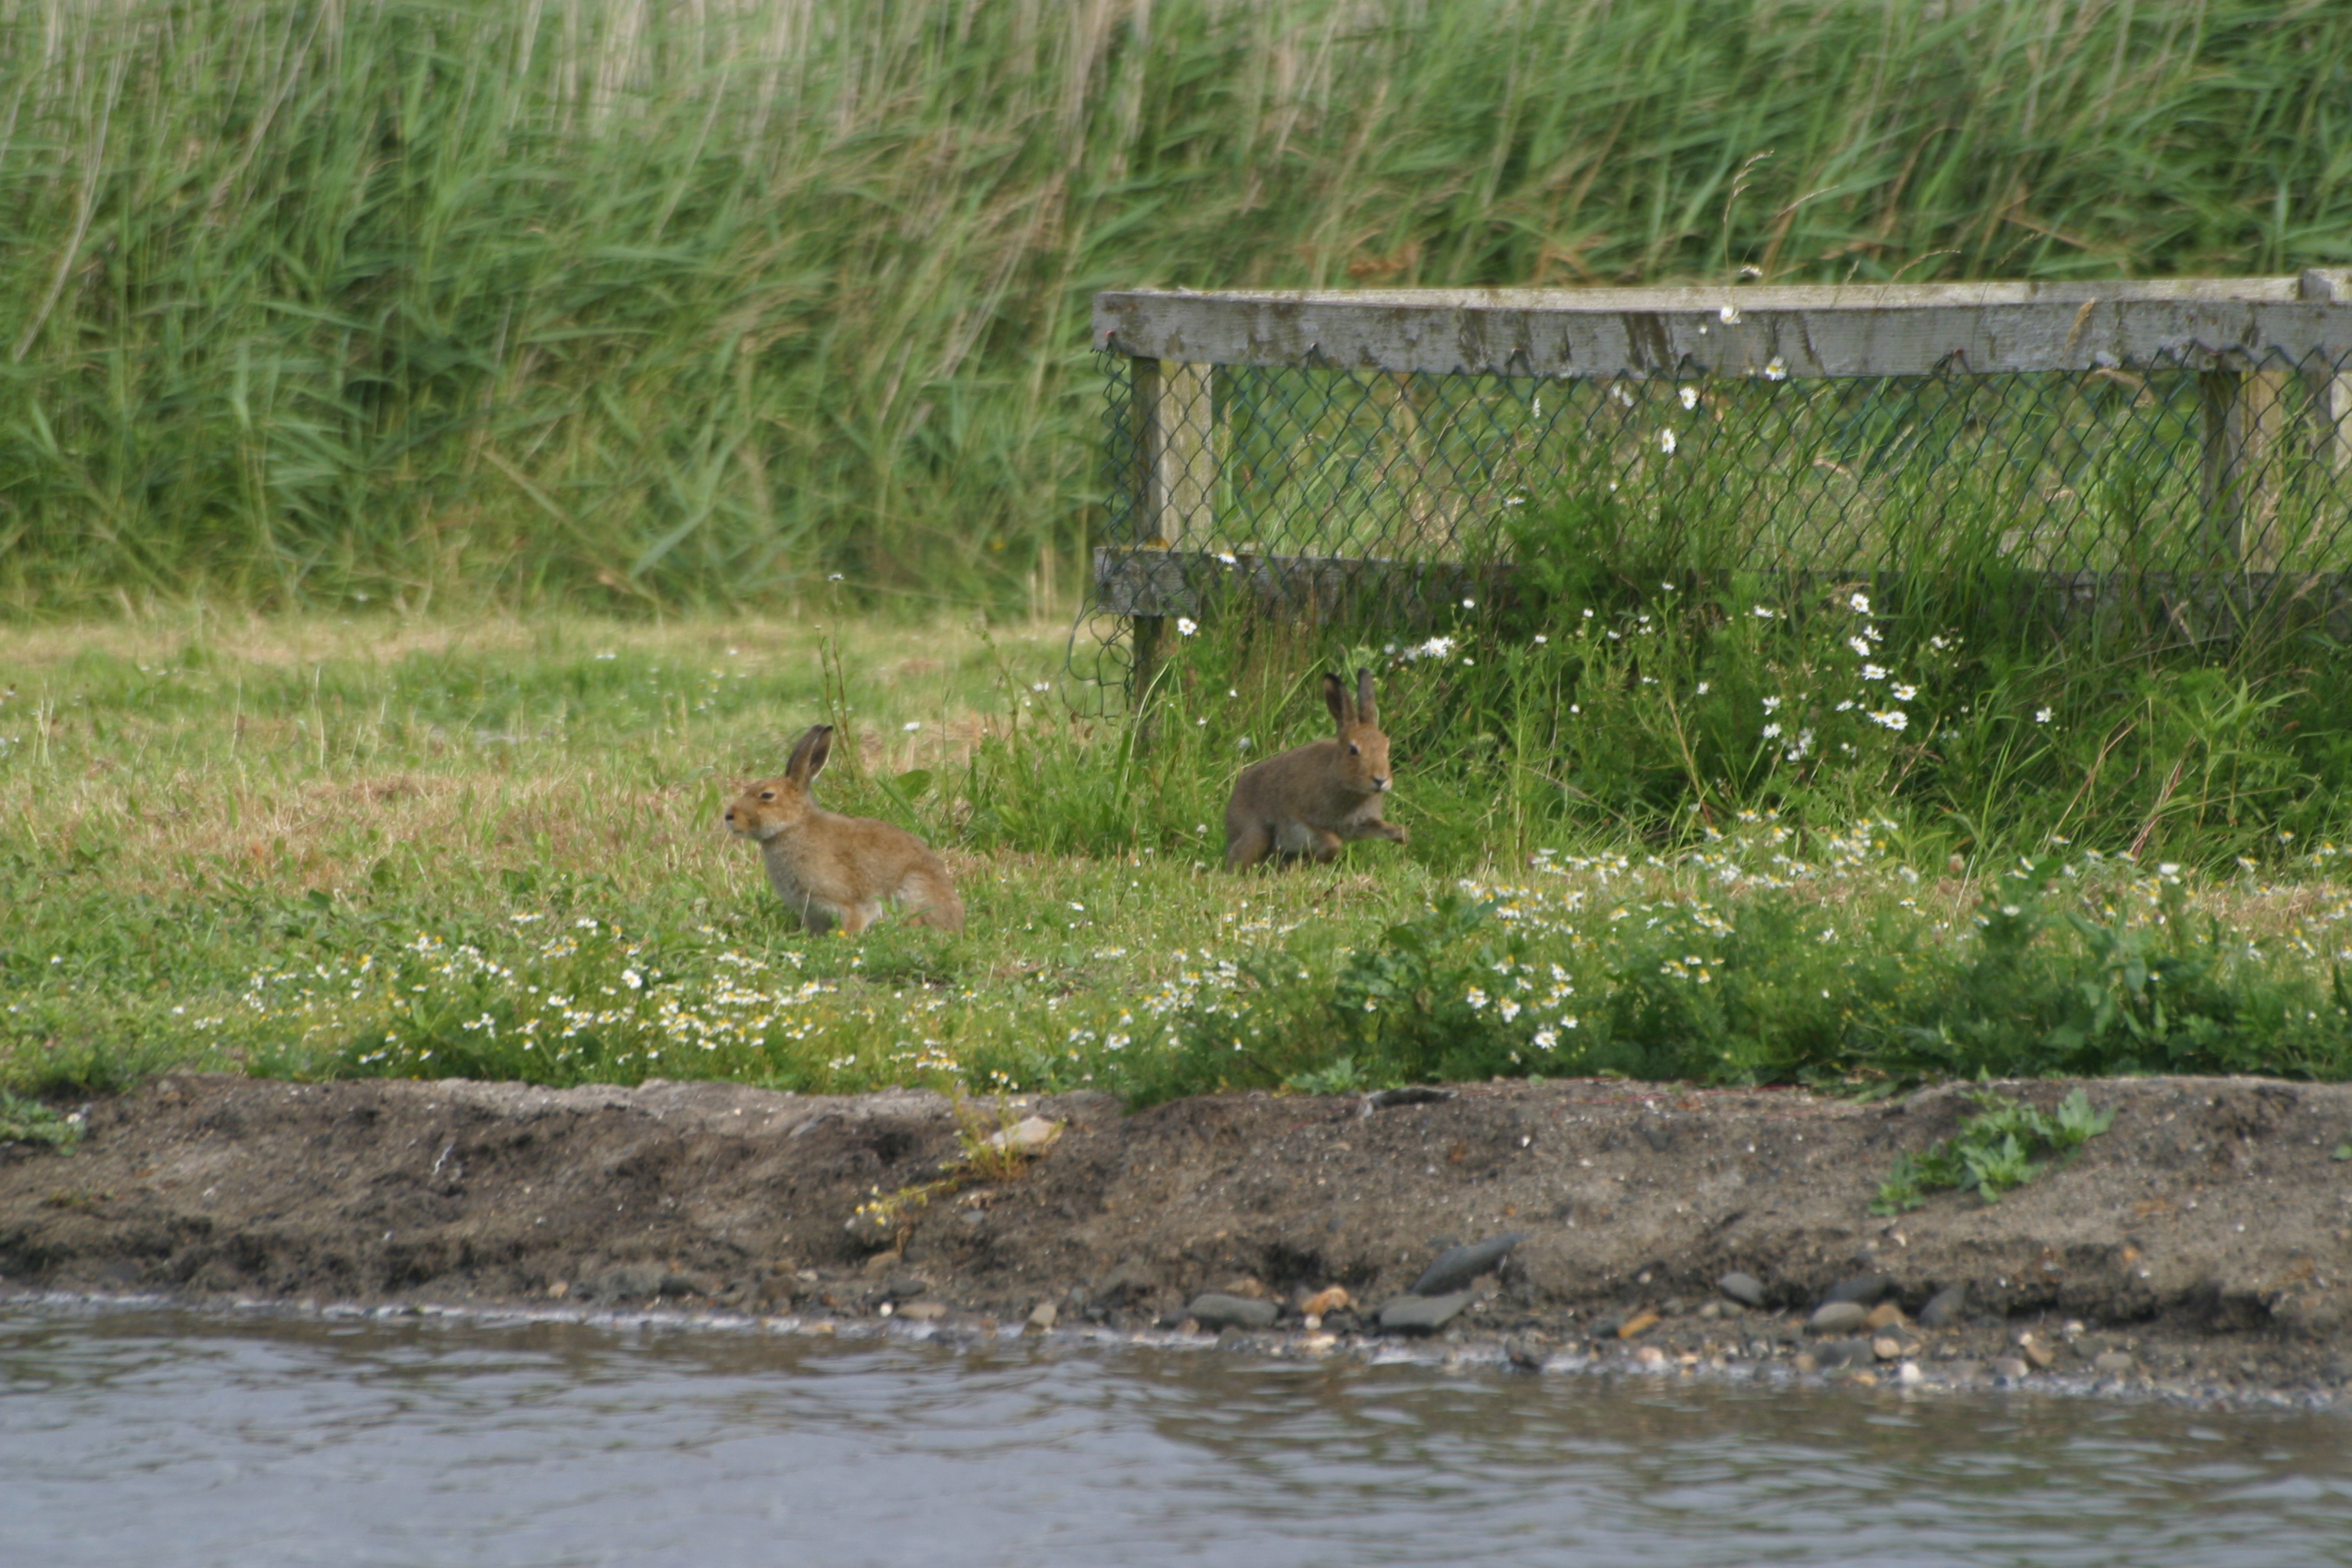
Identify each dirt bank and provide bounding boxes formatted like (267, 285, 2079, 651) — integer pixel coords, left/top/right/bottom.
(5, 1073, 2352, 1400)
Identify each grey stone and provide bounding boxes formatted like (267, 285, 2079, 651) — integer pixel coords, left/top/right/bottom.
(584, 1263, 666, 1302)
(93, 1260, 145, 1291)
(1026, 1301, 1058, 1331)
(1821, 1272, 1892, 1307)
(1097, 1261, 1155, 1302)
(1808, 1301, 1870, 1334)
(880, 1276, 929, 1302)
(1944, 1360, 1985, 1383)
(1991, 1355, 2031, 1382)
(1187, 1292, 1278, 1331)
(1410, 1233, 1527, 1297)
(1639, 1120, 1674, 1152)
(2092, 1350, 2138, 1377)
(1377, 1291, 1476, 1334)
(1815, 1338, 1875, 1370)
(1717, 1270, 1766, 1308)
(1917, 1283, 1969, 1328)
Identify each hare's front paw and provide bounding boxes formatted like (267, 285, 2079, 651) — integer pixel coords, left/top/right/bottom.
(1384, 822, 1410, 844)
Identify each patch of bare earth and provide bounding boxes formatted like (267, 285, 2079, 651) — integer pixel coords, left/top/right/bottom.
(5, 1074, 2350, 1400)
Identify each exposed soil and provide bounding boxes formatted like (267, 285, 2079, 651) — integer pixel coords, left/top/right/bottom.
(6, 1073, 2352, 1402)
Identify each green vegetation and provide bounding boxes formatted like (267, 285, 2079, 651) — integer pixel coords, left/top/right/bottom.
(1871, 1088, 2117, 1214)
(0, 1089, 83, 1151)
(10, 4, 2352, 1107)
(5, 0, 2350, 612)
(9, 611, 2352, 1111)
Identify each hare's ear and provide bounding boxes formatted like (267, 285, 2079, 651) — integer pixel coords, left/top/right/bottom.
(1322, 671, 1351, 728)
(786, 724, 834, 783)
(1355, 668, 1377, 727)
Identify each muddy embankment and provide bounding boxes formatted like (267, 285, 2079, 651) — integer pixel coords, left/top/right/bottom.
(5, 1073, 2352, 1401)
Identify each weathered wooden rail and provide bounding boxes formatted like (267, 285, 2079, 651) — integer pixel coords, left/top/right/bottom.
(1087, 273, 2352, 689)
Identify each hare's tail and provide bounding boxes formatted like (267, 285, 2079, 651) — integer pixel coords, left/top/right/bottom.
(901, 863, 966, 934)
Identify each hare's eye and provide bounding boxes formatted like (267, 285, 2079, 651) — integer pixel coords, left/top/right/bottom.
(1348, 742, 1361, 756)
(759, 790, 776, 802)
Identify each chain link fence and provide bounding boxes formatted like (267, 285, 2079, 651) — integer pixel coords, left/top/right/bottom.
(1081, 277, 2352, 701)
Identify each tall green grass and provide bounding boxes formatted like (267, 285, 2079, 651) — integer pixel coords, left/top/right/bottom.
(3, 0, 2349, 614)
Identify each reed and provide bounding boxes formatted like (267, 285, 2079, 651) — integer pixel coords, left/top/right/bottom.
(3, 0, 2347, 613)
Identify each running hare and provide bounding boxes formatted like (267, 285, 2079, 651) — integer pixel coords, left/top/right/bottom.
(724, 724, 965, 935)
(1223, 669, 1409, 869)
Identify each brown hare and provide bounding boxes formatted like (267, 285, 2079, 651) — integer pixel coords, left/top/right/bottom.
(1223, 669, 1409, 869)
(723, 724, 965, 936)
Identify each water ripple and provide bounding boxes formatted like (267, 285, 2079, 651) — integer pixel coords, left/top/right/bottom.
(3, 1302, 2349, 1567)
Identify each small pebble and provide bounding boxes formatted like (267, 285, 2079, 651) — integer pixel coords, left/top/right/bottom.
(1809, 1301, 1870, 1334)
(1027, 1301, 1057, 1331)
(1717, 1271, 1766, 1308)
(1917, 1283, 1968, 1328)
(1821, 1273, 1891, 1306)
(1410, 1233, 1525, 1297)
(1300, 1286, 1351, 1318)
(1376, 1291, 1474, 1334)
(1187, 1293, 1278, 1331)
(2093, 1350, 2138, 1377)
(1992, 1355, 2031, 1381)
(1871, 1336, 1903, 1361)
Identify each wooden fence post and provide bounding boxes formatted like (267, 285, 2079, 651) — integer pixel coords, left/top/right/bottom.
(2301, 270, 2352, 479)
(2201, 363, 2286, 570)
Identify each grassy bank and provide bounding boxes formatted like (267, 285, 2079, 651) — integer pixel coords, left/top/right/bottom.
(8, 609, 2352, 1104)
(3, 0, 2349, 612)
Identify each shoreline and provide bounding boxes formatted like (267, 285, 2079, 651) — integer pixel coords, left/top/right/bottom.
(7, 1285, 2344, 1416)
(4, 1072, 2350, 1406)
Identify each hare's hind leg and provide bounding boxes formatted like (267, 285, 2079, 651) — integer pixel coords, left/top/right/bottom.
(1224, 818, 1273, 870)
(901, 866, 965, 933)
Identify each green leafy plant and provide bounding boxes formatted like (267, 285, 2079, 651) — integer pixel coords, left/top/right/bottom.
(1331, 890, 1528, 1083)
(0, 1090, 81, 1151)
(1872, 1087, 2115, 1214)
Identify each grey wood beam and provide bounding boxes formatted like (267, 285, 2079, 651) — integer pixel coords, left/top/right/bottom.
(1095, 276, 2352, 379)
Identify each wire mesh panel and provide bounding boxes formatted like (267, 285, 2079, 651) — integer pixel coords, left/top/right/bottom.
(1083, 278, 2352, 698)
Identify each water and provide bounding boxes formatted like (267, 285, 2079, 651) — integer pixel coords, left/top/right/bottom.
(5, 1302, 2350, 1567)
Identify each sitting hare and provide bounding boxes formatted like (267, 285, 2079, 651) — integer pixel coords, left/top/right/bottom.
(1224, 669, 1409, 869)
(724, 724, 965, 936)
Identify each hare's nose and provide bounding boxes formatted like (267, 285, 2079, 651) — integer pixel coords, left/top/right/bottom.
(724, 808, 736, 822)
